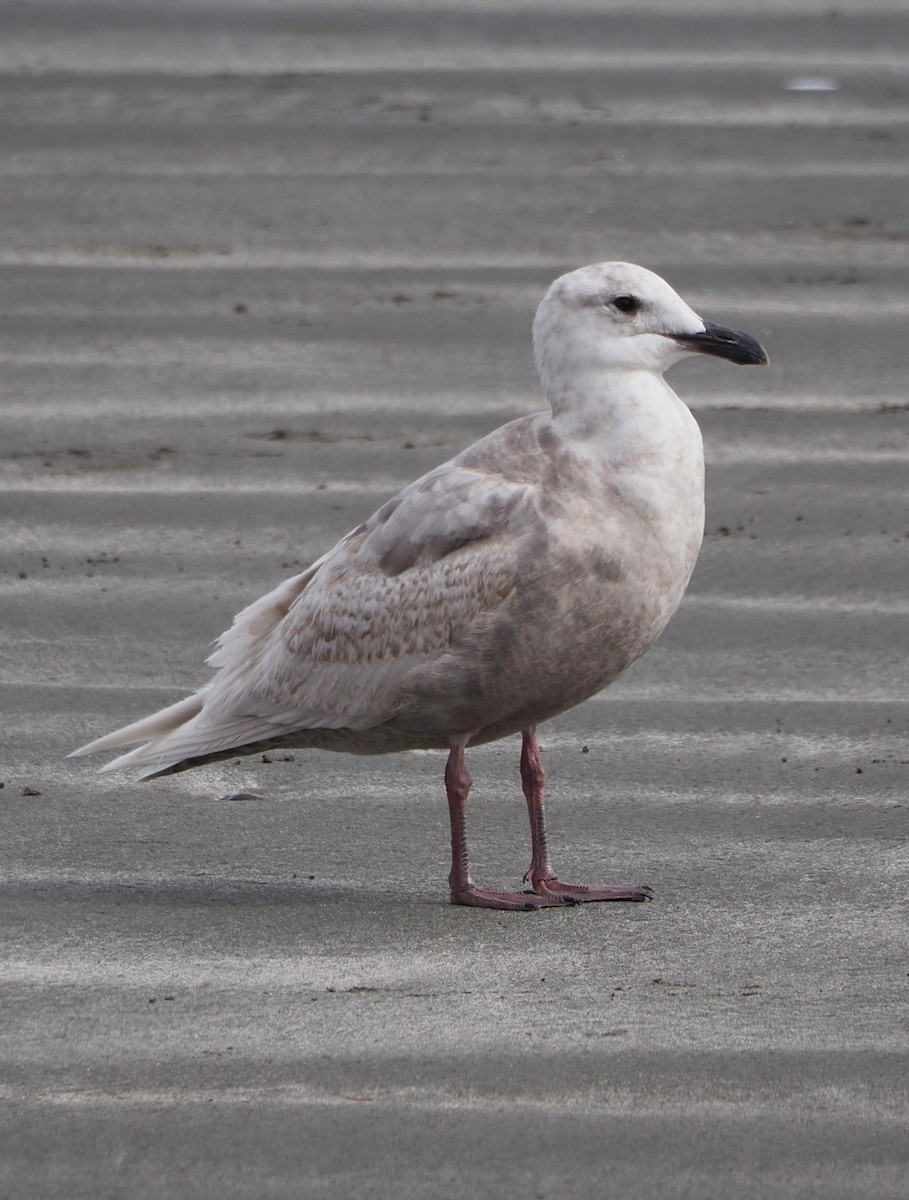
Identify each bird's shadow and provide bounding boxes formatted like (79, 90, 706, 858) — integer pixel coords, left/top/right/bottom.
(0, 874, 439, 910)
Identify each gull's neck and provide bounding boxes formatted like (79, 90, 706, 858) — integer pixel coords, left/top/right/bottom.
(545, 365, 696, 459)
(543, 362, 705, 552)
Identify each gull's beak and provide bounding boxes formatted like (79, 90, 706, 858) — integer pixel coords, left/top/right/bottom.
(673, 322, 769, 366)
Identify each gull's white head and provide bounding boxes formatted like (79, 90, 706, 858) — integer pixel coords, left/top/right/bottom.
(533, 261, 768, 404)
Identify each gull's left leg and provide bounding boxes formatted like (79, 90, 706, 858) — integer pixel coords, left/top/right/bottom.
(446, 742, 568, 909)
(520, 728, 653, 903)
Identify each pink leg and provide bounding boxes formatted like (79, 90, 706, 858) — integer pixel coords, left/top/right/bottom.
(520, 728, 652, 903)
(446, 743, 568, 910)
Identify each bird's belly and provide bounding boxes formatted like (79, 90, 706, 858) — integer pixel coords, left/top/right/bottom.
(474, 569, 688, 743)
(388, 511, 701, 749)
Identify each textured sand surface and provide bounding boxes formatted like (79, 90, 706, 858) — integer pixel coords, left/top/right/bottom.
(2, 2, 908, 1197)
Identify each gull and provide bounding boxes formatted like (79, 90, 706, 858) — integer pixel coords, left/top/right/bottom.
(72, 262, 768, 910)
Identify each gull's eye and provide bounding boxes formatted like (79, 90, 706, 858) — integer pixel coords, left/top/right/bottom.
(612, 295, 640, 315)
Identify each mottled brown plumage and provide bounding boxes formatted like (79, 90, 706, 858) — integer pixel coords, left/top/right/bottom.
(72, 263, 767, 908)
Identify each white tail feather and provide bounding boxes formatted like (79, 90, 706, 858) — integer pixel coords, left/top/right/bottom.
(69, 694, 206, 758)
(94, 712, 287, 779)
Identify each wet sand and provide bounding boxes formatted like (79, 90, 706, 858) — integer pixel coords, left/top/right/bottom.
(2, 2, 909, 1197)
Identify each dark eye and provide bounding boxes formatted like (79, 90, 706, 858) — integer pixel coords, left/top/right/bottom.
(612, 295, 640, 315)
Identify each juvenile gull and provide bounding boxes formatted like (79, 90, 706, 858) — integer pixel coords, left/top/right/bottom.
(72, 263, 768, 910)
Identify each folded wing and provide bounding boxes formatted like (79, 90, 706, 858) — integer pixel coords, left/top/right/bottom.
(71, 461, 534, 778)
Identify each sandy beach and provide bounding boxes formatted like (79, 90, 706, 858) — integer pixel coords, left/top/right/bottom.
(2, 2, 908, 1196)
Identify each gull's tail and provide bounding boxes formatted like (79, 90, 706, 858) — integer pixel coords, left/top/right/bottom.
(69, 694, 205, 778)
(70, 694, 204, 760)
(70, 682, 296, 778)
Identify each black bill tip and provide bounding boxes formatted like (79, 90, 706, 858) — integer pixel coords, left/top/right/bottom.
(674, 322, 769, 366)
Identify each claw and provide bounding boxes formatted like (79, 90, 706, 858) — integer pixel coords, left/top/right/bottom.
(530, 875, 654, 904)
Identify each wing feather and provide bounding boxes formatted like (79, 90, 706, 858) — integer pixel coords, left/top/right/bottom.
(76, 458, 535, 776)
(206, 464, 530, 728)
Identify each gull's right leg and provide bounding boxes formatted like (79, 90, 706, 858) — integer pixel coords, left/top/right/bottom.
(445, 743, 569, 910)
